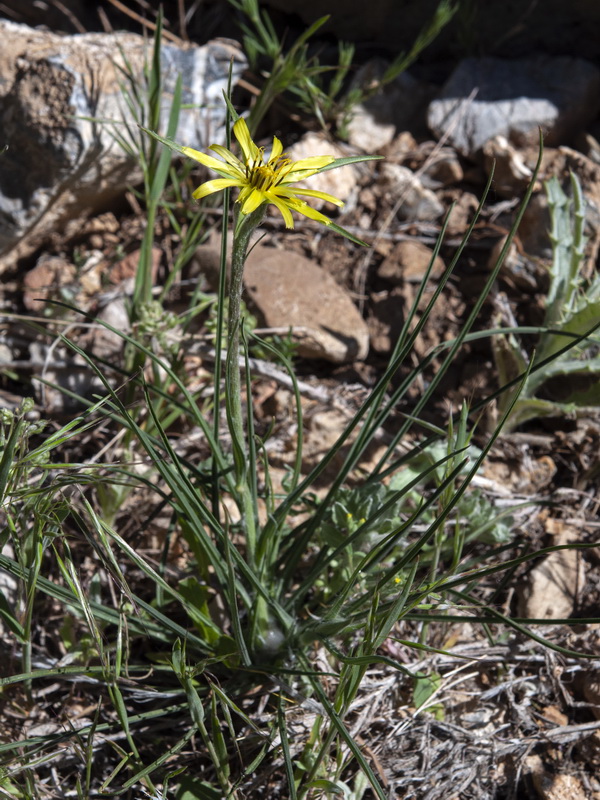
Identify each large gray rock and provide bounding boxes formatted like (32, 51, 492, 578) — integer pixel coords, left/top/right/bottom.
(244, 247, 369, 363)
(0, 21, 245, 266)
(428, 56, 600, 157)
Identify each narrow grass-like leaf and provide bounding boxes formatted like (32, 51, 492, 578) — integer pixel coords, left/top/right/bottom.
(324, 220, 370, 246)
(319, 155, 383, 172)
(120, 727, 196, 791)
(277, 699, 297, 800)
(297, 653, 387, 800)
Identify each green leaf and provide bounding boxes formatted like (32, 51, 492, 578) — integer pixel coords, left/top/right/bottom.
(319, 154, 384, 172)
(325, 220, 369, 247)
(222, 91, 241, 123)
(413, 670, 442, 709)
(503, 397, 578, 430)
(177, 776, 222, 800)
(307, 779, 347, 794)
(137, 124, 188, 157)
(0, 590, 25, 639)
(538, 300, 600, 362)
(0, 419, 23, 504)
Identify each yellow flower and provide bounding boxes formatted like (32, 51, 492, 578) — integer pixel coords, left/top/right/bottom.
(179, 118, 344, 229)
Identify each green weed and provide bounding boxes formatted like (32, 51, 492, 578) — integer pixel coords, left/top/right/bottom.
(494, 171, 600, 429)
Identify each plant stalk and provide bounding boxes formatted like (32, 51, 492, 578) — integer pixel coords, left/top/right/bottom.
(226, 207, 265, 569)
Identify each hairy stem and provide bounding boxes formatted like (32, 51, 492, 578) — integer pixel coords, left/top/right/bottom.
(226, 207, 265, 568)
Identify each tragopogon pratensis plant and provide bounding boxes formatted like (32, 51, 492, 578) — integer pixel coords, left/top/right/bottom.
(141, 103, 381, 646)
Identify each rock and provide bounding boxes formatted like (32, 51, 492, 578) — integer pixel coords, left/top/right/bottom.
(346, 108, 396, 153)
(421, 150, 464, 187)
(483, 135, 534, 196)
(92, 297, 131, 357)
(0, 20, 245, 267)
(243, 247, 369, 363)
(532, 772, 588, 800)
(287, 133, 358, 209)
(584, 131, 600, 164)
(518, 522, 585, 620)
(487, 236, 545, 292)
(444, 191, 480, 237)
(539, 705, 569, 727)
(378, 240, 445, 284)
(77, 250, 105, 298)
(109, 247, 162, 289)
(367, 288, 405, 354)
(526, 754, 590, 799)
(23, 256, 77, 311)
(385, 131, 419, 160)
(188, 237, 224, 290)
(29, 340, 101, 414)
(583, 676, 600, 720)
(380, 163, 444, 221)
(428, 56, 600, 157)
(79, 211, 120, 249)
(517, 191, 552, 259)
(345, 61, 432, 151)
(302, 408, 353, 471)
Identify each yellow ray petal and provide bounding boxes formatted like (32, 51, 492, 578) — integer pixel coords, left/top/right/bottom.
(287, 155, 334, 172)
(237, 184, 253, 206)
(276, 187, 344, 207)
(192, 178, 242, 200)
(268, 136, 284, 163)
(208, 144, 246, 177)
(266, 193, 294, 228)
(285, 197, 332, 226)
(278, 167, 326, 184)
(240, 187, 266, 215)
(181, 146, 238, 177)
(233, 118, 260, 163)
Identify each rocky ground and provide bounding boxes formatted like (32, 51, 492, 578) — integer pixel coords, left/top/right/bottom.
(1, 2, 600, 799)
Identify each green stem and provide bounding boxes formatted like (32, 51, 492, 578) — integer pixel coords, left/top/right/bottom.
(226, 207, 265, 568)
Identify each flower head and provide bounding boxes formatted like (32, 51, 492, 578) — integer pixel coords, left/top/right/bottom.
(180, 118, 344, 229)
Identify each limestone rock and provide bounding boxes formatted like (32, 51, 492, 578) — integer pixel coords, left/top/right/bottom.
(482, 135, 534, 196)
(287, 133, 358, 209)
(346, 108, 396, 153)
(244, 247, 369, 363)
(0, 21, 245, 267)
(428, 56, 600, 156)
(380, 163, 444, 221)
